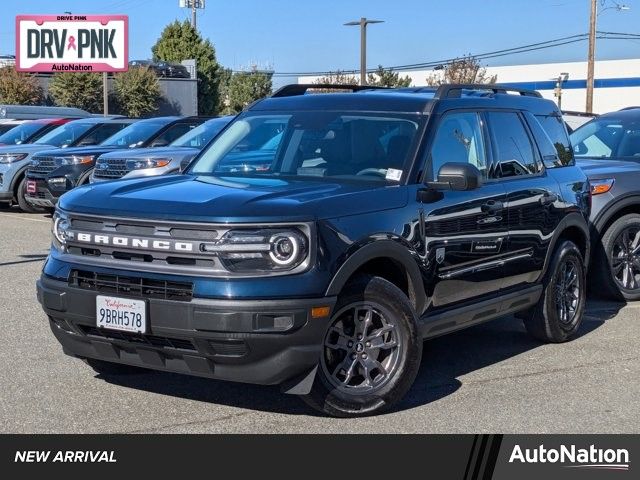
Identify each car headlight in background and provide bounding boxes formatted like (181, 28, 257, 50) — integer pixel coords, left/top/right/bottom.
(201, 227, 310, 273)
(590, 178, 615, 195)
(52, 210, 72, 249)
(125, 158, 171, 170)
(54, 155, 95, 166)
(0, 153, 28, 164)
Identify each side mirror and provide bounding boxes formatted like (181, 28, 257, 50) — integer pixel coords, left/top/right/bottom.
(428, 162, 483, 191)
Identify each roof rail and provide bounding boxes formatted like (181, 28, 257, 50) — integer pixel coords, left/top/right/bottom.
(271, 83, 389, 98)
(434, 84, 542, 99)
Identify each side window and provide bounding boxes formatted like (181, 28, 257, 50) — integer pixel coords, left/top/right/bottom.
(429, 112, 487, 180)
(534, 114, 574, 167)
(86, 124, 129, 145)
(152, 123, 196, 146)
(486, 111, 540, 179)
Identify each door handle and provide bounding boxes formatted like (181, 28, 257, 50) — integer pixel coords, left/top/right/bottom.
(540, 192, 558, 206)
(481, 200, 503, 213)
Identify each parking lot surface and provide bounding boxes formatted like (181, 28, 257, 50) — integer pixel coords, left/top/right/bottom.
(1, 206, 638, 433)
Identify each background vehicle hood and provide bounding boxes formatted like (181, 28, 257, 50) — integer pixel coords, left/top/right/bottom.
(59, 174, 408, 222)
(34, 145, 125, 158)
(98, 146, 199, 159)
(577, 158, 640, 179)
(0, 144, 55, 154)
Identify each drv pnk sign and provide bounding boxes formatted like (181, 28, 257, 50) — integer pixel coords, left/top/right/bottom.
(15, 15, 128, 72)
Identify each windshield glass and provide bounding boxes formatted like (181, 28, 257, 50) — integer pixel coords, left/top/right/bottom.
(570, 115, 640, 159)
(0, 122, 44, 145)
(34, 121, 95, 147)
(171, 118, 231, 148)
(190, 112, 422, 182)
(101, 121, 166, 148)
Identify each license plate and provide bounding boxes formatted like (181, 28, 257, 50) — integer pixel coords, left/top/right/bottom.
(26, 180, 36, 194)
(96, 295, 146, 333)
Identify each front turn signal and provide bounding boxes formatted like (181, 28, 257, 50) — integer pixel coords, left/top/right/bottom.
(590, 178, 614, 195)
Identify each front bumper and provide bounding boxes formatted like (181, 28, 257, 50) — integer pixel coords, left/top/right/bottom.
(37, 274, 336, 386)
(24, 178, 58, 208)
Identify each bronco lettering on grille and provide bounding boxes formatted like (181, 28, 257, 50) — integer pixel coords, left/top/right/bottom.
(75, 232, 194, 252)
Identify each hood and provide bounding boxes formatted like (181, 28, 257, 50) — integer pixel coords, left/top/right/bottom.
(33, 145, 124, 158)
(98, 146, 199, 159)
(576, 158, 640, 178)
(0, 144, 55, 154)
(59, 174, 408, 222)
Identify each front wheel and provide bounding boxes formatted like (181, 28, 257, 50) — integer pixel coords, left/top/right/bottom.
(16, 178, 44, 213)
(522, 240, 586, 343)
(595, 214, 640, 301)
(302, 275, 422, 417)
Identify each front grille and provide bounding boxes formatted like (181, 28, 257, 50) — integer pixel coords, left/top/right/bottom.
(29, 156, 57, 176)
(70, 269, 194, 302)
(93, 158, 131, 179)
(80, 325, 196, 351)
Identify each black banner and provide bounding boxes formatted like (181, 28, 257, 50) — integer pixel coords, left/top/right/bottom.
(0, 434, 636, 479)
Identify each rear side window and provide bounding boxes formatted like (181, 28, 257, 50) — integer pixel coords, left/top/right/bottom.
(534, 114, 574, 167)
(486, 111, 540, 179)
(77, 123, 129, 146)
(151, 122, 198, 147)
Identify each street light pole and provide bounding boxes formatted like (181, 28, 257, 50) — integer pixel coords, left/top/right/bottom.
(586, 0, 597, 113)
(344, 18, 384, 85)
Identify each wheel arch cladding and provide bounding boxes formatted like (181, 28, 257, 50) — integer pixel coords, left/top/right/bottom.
(546, 214, 590, 274)
(594, 196, 640, 235)
(325, 240, 426, 314)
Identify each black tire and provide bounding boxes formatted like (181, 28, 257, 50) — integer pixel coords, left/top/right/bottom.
(302, 275, 422, 417)
(84, 358, 149, 375)
(522, 240, 586, 343)
(16, 177, 44, 213)
(595, 214, 640, 301)
(77, 169, 93, 185)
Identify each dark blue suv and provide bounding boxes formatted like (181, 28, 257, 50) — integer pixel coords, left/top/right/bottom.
(37, 84, 591, 417)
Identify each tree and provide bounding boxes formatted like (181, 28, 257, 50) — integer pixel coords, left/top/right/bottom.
(113, 67, 162, 117)
(49, 72, 103, 112)
(221, 68, 273, 114)
(0, 67, 43, 105)
(314, 70, 358, 86)
(426, 55, 497, 86)
(152, 20, 221, 115)
(367, 65, 412, 87)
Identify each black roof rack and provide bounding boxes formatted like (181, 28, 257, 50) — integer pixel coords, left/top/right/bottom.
(271, 83, 389, 98)
(434, 84, 542, 99)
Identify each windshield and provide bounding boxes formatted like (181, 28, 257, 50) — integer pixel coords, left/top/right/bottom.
(570, 115, 640, 159)
(171, 118, 231, 149)
(190, 112, 422, 182)
(0, 122, 44, 145)
(34, 121, 95, 147)
(101, 121, 166, 148)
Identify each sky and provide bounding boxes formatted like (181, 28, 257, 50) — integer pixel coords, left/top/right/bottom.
(2, 0, 640, 83)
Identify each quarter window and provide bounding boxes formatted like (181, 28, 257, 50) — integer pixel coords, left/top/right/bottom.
(487, 111, 540, 178)
(429, 112, 487, 179)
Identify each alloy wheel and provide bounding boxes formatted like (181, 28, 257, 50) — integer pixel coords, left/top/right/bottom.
(555, 258, 581, 325)
(321, 302, 402, 394)
(610, 226, 640, 291)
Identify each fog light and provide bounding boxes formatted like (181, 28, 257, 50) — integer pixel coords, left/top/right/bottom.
(48, 177, 67, 187)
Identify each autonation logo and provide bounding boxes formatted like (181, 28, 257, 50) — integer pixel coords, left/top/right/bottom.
(509, 444, 630, 471)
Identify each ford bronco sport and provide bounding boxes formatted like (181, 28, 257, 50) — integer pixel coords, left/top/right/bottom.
(37, 83, 591, 417)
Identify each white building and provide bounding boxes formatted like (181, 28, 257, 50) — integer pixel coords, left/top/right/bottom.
(299, 58, 640, 114)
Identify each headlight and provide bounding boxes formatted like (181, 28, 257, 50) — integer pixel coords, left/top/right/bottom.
(0, 153, 28, 164)
(590, 178, 614, 195)
(54, 155, 95, 166)
(201, 228, 309, 273)
(125, 158, 171, 170)
(52, 210, 72, 248)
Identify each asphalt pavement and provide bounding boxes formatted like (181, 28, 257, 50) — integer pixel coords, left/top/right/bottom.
(0, 206, 638, 433)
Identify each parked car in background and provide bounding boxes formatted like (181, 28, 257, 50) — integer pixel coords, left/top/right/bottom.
(128, 60, 191, 78)
(1, 117, 136, 212)
(24, 116, 208, 209)
(562, 110, 598, 133)
(571, 107, 640, 300)
(38, 84, 590, 417)
(91, 116, 234, 183)
(0, 118, 72, 146)
(0, 119, 27, 136)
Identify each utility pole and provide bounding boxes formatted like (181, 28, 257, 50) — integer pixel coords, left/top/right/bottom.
(103, 72, 108, 116)
(344, 17, 384, 85)
(180, 0, 205, 29)
(586, 0, 597, 113)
